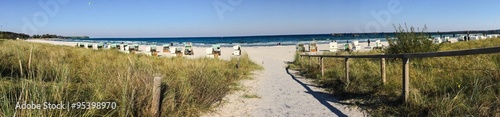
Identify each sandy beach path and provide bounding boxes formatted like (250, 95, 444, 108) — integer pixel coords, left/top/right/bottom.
(204, 45, 366, 117)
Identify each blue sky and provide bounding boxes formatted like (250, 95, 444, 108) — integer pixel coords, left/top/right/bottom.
(1, 0, 499, 38)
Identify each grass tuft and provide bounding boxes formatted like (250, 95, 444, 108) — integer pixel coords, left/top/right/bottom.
(0, 40, 260, 116)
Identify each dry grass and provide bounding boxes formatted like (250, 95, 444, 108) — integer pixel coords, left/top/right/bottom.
(291, 38, 500, 116)
(0, 40, 261, 116)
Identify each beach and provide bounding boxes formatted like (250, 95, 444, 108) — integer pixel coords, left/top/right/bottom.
(24, 39, 379, 116)
(26, 39, 389, 60)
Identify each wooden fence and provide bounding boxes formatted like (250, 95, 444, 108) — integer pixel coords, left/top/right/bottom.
(300, 46, 500, 103)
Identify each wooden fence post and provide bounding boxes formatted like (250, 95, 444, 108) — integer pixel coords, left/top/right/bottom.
(151, 77, 162, 116)
(381, 58, 386, 85)
(308, 56, 311, 66)
(321, 57, 324, 77)
(345, 58, 350, 85)
(402, 58, 410, 103)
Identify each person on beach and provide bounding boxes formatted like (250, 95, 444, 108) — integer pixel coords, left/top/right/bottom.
(368, 39, 371, 46)
(345, 40, 349, 51)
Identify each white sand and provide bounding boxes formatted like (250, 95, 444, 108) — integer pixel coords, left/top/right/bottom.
(203, 45, 368, 117)
(26, 39, 376, 116)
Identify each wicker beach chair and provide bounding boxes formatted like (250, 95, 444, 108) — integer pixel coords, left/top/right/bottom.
(233, 45, 241, 56)
(296, 43, 305, 52)
(184, 42, 194, 55)
(150, 45, 158, 56)
(212, 45, 221, 58)
(309, 41, 318, 52)
(163, 44, 170, 53)
(329, 41, 338, 52)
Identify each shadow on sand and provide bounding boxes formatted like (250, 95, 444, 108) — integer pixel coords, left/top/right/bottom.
(285, 66, 349, 117)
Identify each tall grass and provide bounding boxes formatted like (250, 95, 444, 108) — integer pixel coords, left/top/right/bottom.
(291, 38, 500, 116)
(0, 40, 261, 116)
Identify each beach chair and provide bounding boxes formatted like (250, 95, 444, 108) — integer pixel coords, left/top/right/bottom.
(142, 45, 151, 55)
(122, 45, 129, 53)
(87, 43, 93, 49)
(448, 38, 459, 43)
(470, 36, 479, 40)
(206, 48, 214, 58)
(184, 42, 194, 55)
(444, 37, 450, 43)
(329, 41, 338, 52)
(433, 37, 442, 44)
(92, 44, 99, 50)
(80, 43, 86, 48)
(487, 35, 493, 39)
(119, 44, 124, 51)
(493, 34, 499, 38)
(170, 47, 176, 54)
(97, 43, 104, 49)
(110, 44, 117, 49)
(351, 40, 361, 51)
(457, 36, 465, 41)
(129, 44, 139, 54)
(150, 45, 158, 56)
(175, 47, 183, 57)
(296, 43, 305, 52)
(163, 44, 170, 53)
(212, 45, 221, 58)
(233, 45, 241, 56)
(480, 36, 487, 40)
(309, 41, 318, 52)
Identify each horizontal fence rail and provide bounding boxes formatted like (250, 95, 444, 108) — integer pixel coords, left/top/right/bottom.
(299, 46, 500, 103)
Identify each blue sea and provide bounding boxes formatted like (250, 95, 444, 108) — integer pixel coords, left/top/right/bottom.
(59, 33, 446, 47)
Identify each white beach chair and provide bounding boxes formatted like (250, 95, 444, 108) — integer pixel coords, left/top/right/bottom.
(433, 37, 442, 44)
(170, 48, 176, 54)
(119, 44, 124, 51)
(329, 42, 338, 52)
(493, 34, 500, 38)
(124, 45, 129, 51)
(448, 38, 459, 43)
(206, 48, 214, 58)
(351, 40, 361, 51)
(82, 43, 88, 48)
(470, 36, 479, 40)
(175, 47, 183, 56)
(444, 37, 450, 42)
(457, 36, 465, 41)
(142, 46, 151, 56)
(92, 44, 98, 50)
(373, 40, 381, 48)
(233, 45, 241, 56)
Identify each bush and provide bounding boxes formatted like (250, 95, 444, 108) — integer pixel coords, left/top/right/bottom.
(384, 24, 441, 55)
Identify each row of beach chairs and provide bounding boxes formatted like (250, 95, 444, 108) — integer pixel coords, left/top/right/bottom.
(296, 40, 383, 52)
(75, 42, 242, 58)
(433, 34, 500, 43)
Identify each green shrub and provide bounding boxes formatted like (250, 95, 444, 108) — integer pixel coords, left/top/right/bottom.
(385, 25, 441, 54)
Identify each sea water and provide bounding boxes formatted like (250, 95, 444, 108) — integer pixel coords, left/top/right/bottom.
(58, 33, 439, 47)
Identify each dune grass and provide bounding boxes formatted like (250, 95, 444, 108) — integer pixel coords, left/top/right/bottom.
(291, 38, 500, 116)
(0, 40, 261, 116)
